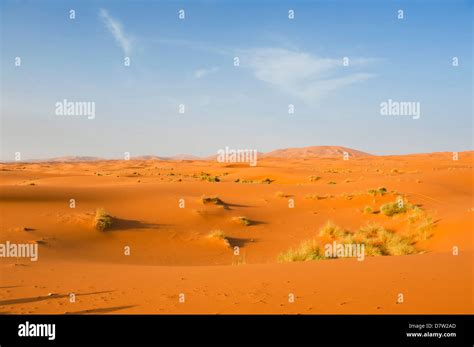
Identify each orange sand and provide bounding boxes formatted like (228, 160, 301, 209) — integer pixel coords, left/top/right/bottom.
(0, 151, 472, 314)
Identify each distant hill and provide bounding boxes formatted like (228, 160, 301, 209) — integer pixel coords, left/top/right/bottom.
(131, 155, 167, 161)
(264, 146, 372, 159)
(132, 154, 202, 161)
(5, 146, 374, 163)
(36, 156, 104, 162)
(168, 154, 202, 161)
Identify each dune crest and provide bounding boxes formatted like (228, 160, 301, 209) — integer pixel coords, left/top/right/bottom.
(264, 146, 371, 159)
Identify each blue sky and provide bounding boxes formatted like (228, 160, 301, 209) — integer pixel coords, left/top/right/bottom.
(1, 0, 472, 159)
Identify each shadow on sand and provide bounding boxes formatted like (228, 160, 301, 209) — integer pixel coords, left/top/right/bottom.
(0, 290, 114, 306)
(107, 218, 165, 232)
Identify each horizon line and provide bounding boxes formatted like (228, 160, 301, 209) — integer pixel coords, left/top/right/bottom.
(1, 145, 472, 163)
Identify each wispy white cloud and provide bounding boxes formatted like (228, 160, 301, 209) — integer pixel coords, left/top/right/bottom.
(99, 9, 132, 56)
(134, 35, 377, 103)
(194, 66, 219, 79)
(241, 48, 376, 104)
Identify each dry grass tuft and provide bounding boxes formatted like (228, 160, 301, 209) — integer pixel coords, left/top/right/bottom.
(261, 178, 274, 184)
(318, 221, 346, 239)
(278, 239, 326, 262)
(199, 172, 220, 182)
(201, 195, 225, 205)
(207, 230, 230, 247)
(368, 187, 387, 196)
(363, 206, 374, 214)
(380, 196, 412, 216)
(278, 221, 419, 262)
(305, 194, 327, 200)
(232, 216, 253, 226)
(406, 207, 436, 241)
(275, 191, 291, 198)
(94, 208, 113, 231)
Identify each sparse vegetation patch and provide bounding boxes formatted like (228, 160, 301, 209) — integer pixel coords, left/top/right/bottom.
(363, 206, 373, 214)
(201, 195, 224, 205)
(380, 196, 411, 216)
(278, 239, 326, 262)
(279, 220, 420, 262)
(94, 208, 113, 231)
(232, 216, 253, 226)
(207, 230, 230, 247)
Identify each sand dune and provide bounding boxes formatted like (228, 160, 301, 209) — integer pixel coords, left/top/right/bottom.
(264, 145, 371, 159)
(0, 150, 472, 314)
(11, 145, 370, 163)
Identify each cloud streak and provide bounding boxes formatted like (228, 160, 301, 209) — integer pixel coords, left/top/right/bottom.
(99, 9, 132, 56)
(130, 35, 376, 103)
(241, 48, 376, 104)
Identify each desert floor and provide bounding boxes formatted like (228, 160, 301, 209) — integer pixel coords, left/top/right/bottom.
(0, 152, 472, 314)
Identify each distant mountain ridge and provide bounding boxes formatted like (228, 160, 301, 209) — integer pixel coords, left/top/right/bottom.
(32, 156, 104, 162)
(5, 146, 372, 162)
(263, 146, 371, 159)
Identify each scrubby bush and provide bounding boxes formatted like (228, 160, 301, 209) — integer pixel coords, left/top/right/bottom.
(207, 230, 230, 247)
(380, 197, 410, 216)
(232, 216, 253, 226)
(94, 208, 113, 231)
(278, 239, 326, 262)
(201, 195, 224, 205)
